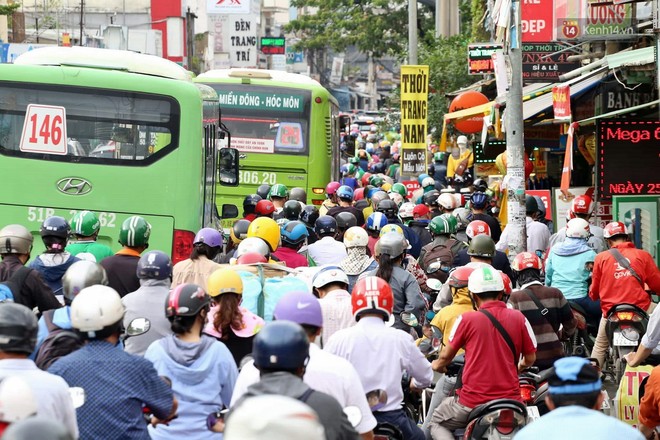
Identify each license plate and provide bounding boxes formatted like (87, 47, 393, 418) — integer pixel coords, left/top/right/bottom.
(527, 405, 541, 422)
(613, 332, 638, 346)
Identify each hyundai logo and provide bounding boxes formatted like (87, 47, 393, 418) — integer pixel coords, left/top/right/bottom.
(56, 177, 92, 195)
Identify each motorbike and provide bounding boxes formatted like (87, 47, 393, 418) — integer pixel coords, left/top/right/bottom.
(563, 302, 597, 358)
(426, 278, 443, 313)
(605, 303, 649, 385)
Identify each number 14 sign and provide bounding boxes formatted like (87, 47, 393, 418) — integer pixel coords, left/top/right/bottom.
(20, 104, 68, 155)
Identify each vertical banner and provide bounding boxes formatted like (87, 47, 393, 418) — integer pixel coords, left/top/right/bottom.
(552, 84, 572, 120)
(560, 122, 578, 195)
(400, 65, 429, 177)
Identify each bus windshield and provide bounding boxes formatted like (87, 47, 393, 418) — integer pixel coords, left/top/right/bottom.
(0, 83, 179, 164)
(207, 84, 310, 155)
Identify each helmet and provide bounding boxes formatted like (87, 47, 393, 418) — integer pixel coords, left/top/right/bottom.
(369, 175, 384, 188)
(511, 252, 542, 272)
(235, 237, 271, 259)
(282, 200, 303, 221)
(467, 234, 496, 258)
(344, 163, 358, 176)
(70, 210, 101, 237)
(399, 202, 415, 220)
(0, 225, 33, 255)
(312, 265, 349, 290)
(2, 417, 74, 440)
(281, 221, 309, 246)
(468, 265, 504, 294)
(352, 276, 393, 320)
(376, 199, 398, 218)
(534, 196, 546, 216)
(71, 285, 124, 333)
(62, 260, 108, 302)
(207, 268, 243, 297)
(274, 291, 323, 328)
(0, 377, 37, 424)
(379, 224, 404, 237)
(472, 178, 488, 193)
(389, 192, 403, 207)
(314, 215, 337, 236)
(375, 232, 407, 258)
(438, 193, 457, 210)
(422, 190, 440, 207)
(413, 204, 430, 218)
(247, 217, 281, 252)
(429, 214, 457, 235)
(0, 303, 37, 354)
(501, 272, 513, 295)
(417, 173, 430, 185)
(470, 192, 489, 210)
(194, 227, 223, 248)
(236, 252, 268, 264)
(335, 212, 357, 230)
(366, 212, 388, 232)
(370, 191, 389, 207)
(289, 187, 307, 204)
(136, 251, 172, 280)
(604, 221, 627, 239)
(566, 218, 590, 239)
(354, 188, 365, 201)
(255, 200, 276, 217)
(230, 219, 251, 244)
(243, 194, 262, 213)
(256, 184, 271, 200)
(336, 185, 354, 201)
(299, 205, 320, 227)
(525, 195, 539, 214)
(465, 220, 491, 239)
(118, 216, 151, 247)
(325, 181, 341, 198)
(571, 195, 594, 216)
(360, 173, 373, 187)
(453, 208, 472, 228)
(343, 226, 369, 248)
(448, 266, 476, 289)
(421, 177, 435, 189)
(40, 216, 70, 239)
(268, 183, 289, 199)
(433, 152, 445, 162)
(165, 283, 209, 318)
(457, 135, 468, 145)
(390, 183, 407, 198)
(253, 321, 309, 371)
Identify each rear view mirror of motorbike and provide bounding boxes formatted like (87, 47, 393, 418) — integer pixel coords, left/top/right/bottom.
(401, 312, 419, 327)
(366, 389, 388, 411)
(426, 278, 443, 291)
(126, 318, 151, 336)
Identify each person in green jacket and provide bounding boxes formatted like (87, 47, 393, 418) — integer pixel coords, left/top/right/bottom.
(66, 210, 114, 263)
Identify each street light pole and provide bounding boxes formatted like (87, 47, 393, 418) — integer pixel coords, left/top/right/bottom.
(408, 0, 418, 64)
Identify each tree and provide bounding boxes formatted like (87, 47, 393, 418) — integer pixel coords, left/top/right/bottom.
(0, 3, 20, 16)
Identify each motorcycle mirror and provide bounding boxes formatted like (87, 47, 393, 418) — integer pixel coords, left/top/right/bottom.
(431, 325, 442, 340)
(401, 312, 419, 327)
(426, 262, 442, 274)
(343, 406, 362, 428)
(126, 318, 151, 337)
(426, 278, 443, 291)
(69, 387, 86, 409)
(366, 389, 388, 411)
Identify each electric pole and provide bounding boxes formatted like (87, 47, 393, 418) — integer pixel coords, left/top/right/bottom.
(79, 0, 84, 46)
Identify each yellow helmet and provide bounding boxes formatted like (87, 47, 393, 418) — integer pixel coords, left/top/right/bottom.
(379, 224, 404, 237)
(381, 182, 392, 192)
(207, 268, 243, 297)
(247, 217, 281, 252)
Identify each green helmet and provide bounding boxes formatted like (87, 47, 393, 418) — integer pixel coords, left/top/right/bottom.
(467, 234, 495, 258)
(369, 175, 384, 187)
(118, 216, 151, 247)
(346, 163, 358, 175)
(390, 183, 407, 198)
(356, 168, 365, 179)
(429, 213, 457, 235)
(349, 156, 360, 165)
(269, 184, 289, 199)
(433, 152, 445, 162)
(70, 210, 101, 237)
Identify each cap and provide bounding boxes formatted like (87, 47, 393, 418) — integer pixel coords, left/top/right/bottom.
(412, 204, 430, 218)
(548, 357, 602, 395)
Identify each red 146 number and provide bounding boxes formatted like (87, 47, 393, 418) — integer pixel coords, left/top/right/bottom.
(28, 113, 63, 145)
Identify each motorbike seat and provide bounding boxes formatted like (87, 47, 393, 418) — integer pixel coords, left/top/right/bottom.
(537, 367, 554, 383)
(569, 301, 587, 316)
(466, 399, 527, 423)
(373, 422, 404, 440)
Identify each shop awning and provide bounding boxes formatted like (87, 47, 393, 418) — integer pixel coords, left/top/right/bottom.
(577, 98, 660, 125)
(606, 46, 654, 69)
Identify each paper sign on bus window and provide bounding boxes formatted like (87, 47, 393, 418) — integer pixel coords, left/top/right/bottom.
(275, 122, 304, 151)
(20, 104, 68, 155)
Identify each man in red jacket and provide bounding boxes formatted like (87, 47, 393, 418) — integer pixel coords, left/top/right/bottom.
(589, 222, 660, 367)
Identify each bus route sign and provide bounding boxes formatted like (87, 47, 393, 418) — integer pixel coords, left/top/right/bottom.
(217, 91, 304, 112)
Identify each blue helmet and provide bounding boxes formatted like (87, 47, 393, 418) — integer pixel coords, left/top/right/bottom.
(367, 187, 382, 200)
(366, 212, 389, 232)
(471, 191, 489, 210)
(281, 221, 309, 246)
(253, 321, 310, 371)
(40, 216, 70, 240)
(417, 173, 430, 185)
(336, 185, 354, 201)
(136, 250, 172, 280)
(315, 215, 337, 236)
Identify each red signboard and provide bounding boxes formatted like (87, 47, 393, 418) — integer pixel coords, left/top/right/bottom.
(527, 190, 552, 221)
(402, 180, 421, 200)
(522, 0, 554, 42)
(552, 85, 572, 120)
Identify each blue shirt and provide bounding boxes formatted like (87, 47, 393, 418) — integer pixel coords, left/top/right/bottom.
(49, 340, 174, 440)
(515, 405, 644, 440)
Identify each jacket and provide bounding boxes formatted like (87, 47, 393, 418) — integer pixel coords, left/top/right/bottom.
(408, 219, 433, 248)
(66, 240, 114, 263)
(171, 256, 222, 290)
(29, 252, 80, 297)
(204, 306, 264, 367)
(272, 246, 309, 268)
(545, 238, 596, 300)
(430, 282, 474, 352)
(0, 255, 61, 312)
(122, 279, 173, 356)
(100, 249, 141, 297)
(364, 266, 426, 329)
(453, 249, 516, 285)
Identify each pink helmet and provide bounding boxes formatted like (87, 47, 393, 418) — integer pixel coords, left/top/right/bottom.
(325, 181, 341, 197)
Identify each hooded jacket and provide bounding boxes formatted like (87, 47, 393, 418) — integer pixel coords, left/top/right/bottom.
(122, 279, 173, 356)
(408, 219, 432, 248)
(29, 252, 79, 297)
(545, 237, 596, 300)
(145, 334, 238, 440)
(430, 284, 473, 352)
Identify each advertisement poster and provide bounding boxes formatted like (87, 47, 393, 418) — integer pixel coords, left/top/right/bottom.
(400, 65, 429, 177)
(521, 0, 554, 42)
(207, 0, 250, 15)
(552, 84, 572, 120)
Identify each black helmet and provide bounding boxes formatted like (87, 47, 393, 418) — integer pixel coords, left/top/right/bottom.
(40, 216, 70, 240)
(243, 194, 262, 215)
(289, 187, 307, 204)
(376, 199, 398, 219)
(165, 284, 210, 319)
(0, 303, 37, 354)
(314, 215, 338, 237)
(2, 417, 74, 440)
(253, 321, 310, 371)
(299, 205, 319, 227)
(231, 219, 251, 244)
(137, 250, 172, 280)
(335, 212, 357, 230)
(283, 200, 303, 221)
(256, 184, 271, 200)
(423, 190, 440, 207)
(472, 178, 488, 193)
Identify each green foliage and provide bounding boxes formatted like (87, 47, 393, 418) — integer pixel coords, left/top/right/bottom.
(470, 0, 489, 41)
(0, 3, 20, 16)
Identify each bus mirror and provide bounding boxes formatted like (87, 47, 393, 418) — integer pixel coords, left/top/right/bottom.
(220, 204, 238, 219)
(218, 147, 239, 187)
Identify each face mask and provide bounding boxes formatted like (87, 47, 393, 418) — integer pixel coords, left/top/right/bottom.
(451, 147, 460, 159)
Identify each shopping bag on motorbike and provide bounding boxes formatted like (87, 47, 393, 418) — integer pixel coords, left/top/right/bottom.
(613, 363, 654, 426)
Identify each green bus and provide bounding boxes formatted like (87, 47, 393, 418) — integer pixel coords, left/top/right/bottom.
(0, 46, 238, 265)
(195, 69, 340, 226)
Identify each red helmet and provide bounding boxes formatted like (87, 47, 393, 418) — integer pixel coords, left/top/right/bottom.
(466, 220, 491, 239)
(501, 272, 513, 295)
(361, 173, 373, 187)
(571, 195, 594, 216)
(354, 187, 365, 201)
(603, 221, 627, 239)
(255, 200, 275, 216)
(325, 181, 341, 197)
(448, 266, 476, 289)
(511, 252, 542, 272)
(236, 252, 268, 264)
(351, 276, 393, 321)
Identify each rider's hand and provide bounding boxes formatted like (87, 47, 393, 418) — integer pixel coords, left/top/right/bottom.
(624, 351, 638, 367)
(409, 378, 424, 393)
(431, 359, 447, 373)
(151, 397, 179, 427)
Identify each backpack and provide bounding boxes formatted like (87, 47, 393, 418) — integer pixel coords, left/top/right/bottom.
(34, 310, 84, 370)
(0, 266, 31, 303)
(421, 239, 457, 283)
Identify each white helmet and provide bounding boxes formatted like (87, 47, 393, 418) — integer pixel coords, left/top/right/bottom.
(421, 177, 435, 189)
(468, 265, 504, 294)
(225, 395, 325, 440)
(453, 207, 472, 228)
(312, 265, 349, 289)
(235, 237, 270, 259)
(389, 192, 404, 207)
(457, 135, 468, 145)
(399, 202, 415, 220)
(343, 227, 368, 248)
(70, 285, 124, 334)
(566, 218, 590, 239)
(0, 225, 33, 255)
(438, 193, 457, 210)
(0, 376, 37, 423)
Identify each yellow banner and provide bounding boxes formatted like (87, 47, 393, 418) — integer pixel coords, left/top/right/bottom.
(400, 65, 429, 176)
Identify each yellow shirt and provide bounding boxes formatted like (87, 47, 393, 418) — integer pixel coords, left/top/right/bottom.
(430, 287, 474, 354)
(446, 150, 474, 178)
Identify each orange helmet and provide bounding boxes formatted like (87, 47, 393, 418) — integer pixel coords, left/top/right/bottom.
(351, 276, 393, 321)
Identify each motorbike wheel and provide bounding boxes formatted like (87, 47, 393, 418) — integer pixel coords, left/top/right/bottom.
(614, 351, 625, 385)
